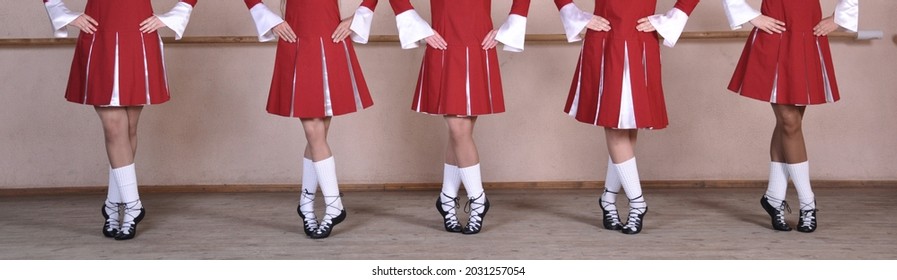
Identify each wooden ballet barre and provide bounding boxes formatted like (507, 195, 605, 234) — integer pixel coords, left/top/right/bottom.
(0, 31, 880, 46)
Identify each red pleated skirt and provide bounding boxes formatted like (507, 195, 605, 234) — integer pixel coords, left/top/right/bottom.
(563, 30, 668, 129)
(266, 37, 373, 118)
(728, 29, 841, 105)
(411, 46, 505, 116)
(65, 31, 170, 106)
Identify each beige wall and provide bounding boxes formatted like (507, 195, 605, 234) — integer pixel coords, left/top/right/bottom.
(2, 0, 895, 188)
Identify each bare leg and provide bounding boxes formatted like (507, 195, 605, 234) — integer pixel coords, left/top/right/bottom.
(605, 128, 635, 164)
(301, 117, 333, 161)
(125, 107, 142, 158)
(445, 135, 459, 167)
(304, 146, 313, 160)
(445, 116, 479, 168)
(772, 104, 808, 164)
(96, 107, 135, 168)
(769, 122, 785, 163)
(304, 118, 331, 159)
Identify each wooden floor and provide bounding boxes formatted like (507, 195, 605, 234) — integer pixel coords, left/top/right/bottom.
(1, 187, 895, 260)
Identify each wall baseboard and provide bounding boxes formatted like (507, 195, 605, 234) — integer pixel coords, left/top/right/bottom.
(1, 180, 894, 197)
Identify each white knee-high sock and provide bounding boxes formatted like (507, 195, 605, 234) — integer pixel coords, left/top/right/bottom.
(106, 166, 122, 207)
(765, 162, 789, 202)
(112, 163, 141, 227)
(614, 157, 646, 212)
(104, 166, 122, 228)
(787, 161, 816, 210)
(299, 157, 318, 217)
(107, 166, 122, 204)
(459, 164, 485, 202)
(602, 157, 622, 211)
(440, 164, 462, 212)
(313, 157, 343, 220)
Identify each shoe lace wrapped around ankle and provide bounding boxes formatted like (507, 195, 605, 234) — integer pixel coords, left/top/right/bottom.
(299, 190, 318, 229)
(104, 201, 121, 230)
(600, 197, 622, 226)
(314, 195, 344, 235)
(320, 194, 344, 224)
(622, 196, 646, 231)
(440, 193, 461, 228)
(464, 193, 487, 231)
(119, 200, 141, 234)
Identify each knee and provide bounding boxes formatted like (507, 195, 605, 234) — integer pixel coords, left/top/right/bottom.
(128, 124, 138, 140)
(103, 129, 126, 143)
(777, 114, 803, 135)
(448, 126, 472, 143)
(302, 122, 326, 144)
(101, 117, 128, 141)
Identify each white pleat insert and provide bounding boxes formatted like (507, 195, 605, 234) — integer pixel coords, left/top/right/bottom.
(82, 34, 97, 104)
(110, 33, 121, 107)
(617, 42, 637, 129)
(341, 41, 364, 110)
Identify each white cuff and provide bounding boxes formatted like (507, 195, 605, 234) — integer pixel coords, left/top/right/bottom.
(495, 14, 527, 52)
(394, 10, 434, 49)
(722, 0, 761, 30)
(558, 3, 592, 43)
(248, 3, 284, 42)
(834, 0, 859, 32)
(44, 0, 81, 38)
(349, 6, 375, 44)
(648, 8, 690, 48)
(156, 2, 194, 40)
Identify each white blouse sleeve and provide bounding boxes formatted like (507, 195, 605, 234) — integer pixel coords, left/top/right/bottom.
(648, 8, 690, 48)
(495, 14, 528, 52)
(722, 0, 762, 30)
(156, 2, 195, 40)
(44, 0, 81, 38)
(349, 6, 375, 44)
(557, 3, 592, 43)
(247, 3, 284, 42)
(394, 9, 435, 49)
(834, 0, 859, 32)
